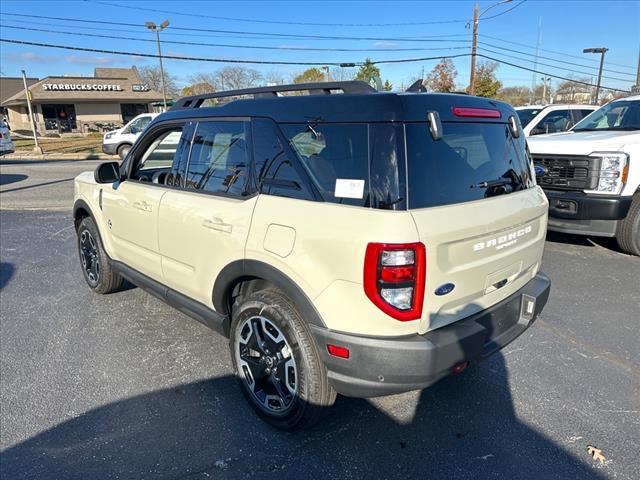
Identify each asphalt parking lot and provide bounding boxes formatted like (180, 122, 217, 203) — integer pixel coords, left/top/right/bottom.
(1, 160, 639, 480)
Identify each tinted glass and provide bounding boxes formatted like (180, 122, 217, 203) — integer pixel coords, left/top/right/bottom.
(281, 123, 369, 207)
(516, 109, 542, 127)
(131, 128, 183, 181)
(252, 119, 314, 201)
(532, 110, 572, 134)
(166, 122, 194, 187)
(573, 99, 640, 131)
(280, 123, 405, 209)
(406, 122, 534, 209)
(186, 121, 249, 196)
(575, 109, 596, 122)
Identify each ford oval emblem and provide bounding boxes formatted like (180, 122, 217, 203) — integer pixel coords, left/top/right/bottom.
(534, 163, 548, 177)
(435, 283, 455, 296)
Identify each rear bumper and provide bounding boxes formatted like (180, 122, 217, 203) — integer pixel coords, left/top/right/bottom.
(311, 272, 551, 398)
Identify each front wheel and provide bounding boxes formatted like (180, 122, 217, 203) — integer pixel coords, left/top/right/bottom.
(229, 290, 336, 430)
(77, 216, 123, 294)
(117, 144, 131, 160)
(616, 193, 640, 256)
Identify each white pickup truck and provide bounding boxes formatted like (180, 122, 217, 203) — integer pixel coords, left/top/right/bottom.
(527, 95, 640, 255)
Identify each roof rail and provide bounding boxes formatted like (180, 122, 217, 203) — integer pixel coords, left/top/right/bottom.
(171, 81, 377, 110)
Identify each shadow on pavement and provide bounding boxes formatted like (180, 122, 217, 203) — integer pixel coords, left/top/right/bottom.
(0, 174, 28, 186)
(0, 262, 15, 290)
(0, 353, 604, 480)
(546, 230, 624, 254)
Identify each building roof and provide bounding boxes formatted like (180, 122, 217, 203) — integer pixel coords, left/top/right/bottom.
(1, 67, 163, 106)
(0, 77, 39, 104)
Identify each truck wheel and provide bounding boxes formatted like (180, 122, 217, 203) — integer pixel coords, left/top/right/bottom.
(616, 193, 640, 256)
(77, 216, 123, 294)
(117, 144, 131, 160)
(229, 289, 336, 430)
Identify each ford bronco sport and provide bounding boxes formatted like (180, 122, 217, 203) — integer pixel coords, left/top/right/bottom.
(528, 95, 640, 255)
(74, 81, 551, 429)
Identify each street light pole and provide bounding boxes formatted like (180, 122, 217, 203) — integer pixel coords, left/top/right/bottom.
(468, 0, 512, 95)
(146, 20, 170, 111)
(21, 70, 42, 154)
(583, 47, 608, 104)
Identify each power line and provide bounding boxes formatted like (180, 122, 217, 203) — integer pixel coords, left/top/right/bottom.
(0, 12, 472, 43)
(0, 16, 472, 43)
(474, 53, 630, 92)
(0, 24, 472, 53)
(481, 0, 528, 20)
(480, 33, 635, 71)
(478, 40, 635, 77)
(90, 0, 471, 27)
(1, 37, 630, 93)
(479, 46, 634, 82)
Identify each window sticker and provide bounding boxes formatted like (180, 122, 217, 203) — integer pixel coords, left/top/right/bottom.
(334, 179, 365, 199)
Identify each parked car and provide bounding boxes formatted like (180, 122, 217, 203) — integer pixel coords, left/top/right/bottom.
(515, 104, 597, 136)
(74, 81, 551, 429)
(102, 113, 158, 159)
(0, 123, 15, 156)
(528, 95, 640, 255)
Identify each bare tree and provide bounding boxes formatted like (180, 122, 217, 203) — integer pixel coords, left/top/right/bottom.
(213, 66, 262, 91)
(264, 70, 285, 86)
(330, 67, 355, 82)
(136, 65, 180, 98)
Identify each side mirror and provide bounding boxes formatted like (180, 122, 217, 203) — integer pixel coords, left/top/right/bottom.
(130, 126, 139, 134)
(94, 161, 120, 184)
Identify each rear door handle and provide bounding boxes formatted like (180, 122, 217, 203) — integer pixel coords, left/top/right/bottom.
(132, 201, 152, 212)
(202, 218, 232, 233)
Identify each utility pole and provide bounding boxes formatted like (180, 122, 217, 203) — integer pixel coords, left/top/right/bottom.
(583, 47, 608, 104)
(146, 20, 170, 111)
(469, 2, 479, 95)
(530, 17, 542, 104)
(468, 0, 512, 95)
(21, 70, 42, 154)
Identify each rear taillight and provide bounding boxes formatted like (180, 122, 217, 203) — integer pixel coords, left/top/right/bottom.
(452, 106, 501, 118)
(364, 242, 426, 321)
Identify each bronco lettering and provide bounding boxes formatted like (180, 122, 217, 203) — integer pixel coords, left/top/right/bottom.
(473, 225, 533, 252)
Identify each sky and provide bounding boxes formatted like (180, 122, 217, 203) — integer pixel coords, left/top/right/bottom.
(0, 0, 638, 93)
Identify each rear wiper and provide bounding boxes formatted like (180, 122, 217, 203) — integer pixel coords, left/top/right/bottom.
(470, 178, 514, 189)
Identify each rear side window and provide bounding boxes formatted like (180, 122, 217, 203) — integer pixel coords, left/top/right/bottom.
(185, 121, 249, 196)
(279, 123, 406, 209)
(406, 122, 534, 209)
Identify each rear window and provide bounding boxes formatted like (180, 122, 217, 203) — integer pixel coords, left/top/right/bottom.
(516, 108, 542, 127)
(406, 122, 534, 209)
(280, 123, 406, 209)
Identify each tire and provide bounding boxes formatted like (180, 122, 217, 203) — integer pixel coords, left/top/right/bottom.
(229, 289, 336, 430)
(117, 143, 131, 160)
(616, 193, 640, 256)
(77, 216, 123, 294)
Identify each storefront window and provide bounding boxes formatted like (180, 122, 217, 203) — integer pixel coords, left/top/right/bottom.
(41, 104, 77, 132)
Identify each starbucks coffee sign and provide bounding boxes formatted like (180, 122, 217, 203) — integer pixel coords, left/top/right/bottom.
(42, 83, 124, 91)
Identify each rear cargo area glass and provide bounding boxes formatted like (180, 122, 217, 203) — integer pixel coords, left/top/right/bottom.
(406, 122, 534, 209)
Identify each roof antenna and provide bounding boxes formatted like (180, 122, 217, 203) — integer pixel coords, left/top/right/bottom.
(406, 80, 427, 93)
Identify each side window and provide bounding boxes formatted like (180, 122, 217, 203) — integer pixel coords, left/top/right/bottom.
(165, 122, 195, 187)
(533, 110, 572, 134)
(280, 123, 369, 207)
(185, 121, 250, 196)
(130, 127, 183, 182)
(252, 118, 313, 201)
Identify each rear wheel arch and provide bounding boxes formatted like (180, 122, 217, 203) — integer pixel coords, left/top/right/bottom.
(213, 260, 327, 335)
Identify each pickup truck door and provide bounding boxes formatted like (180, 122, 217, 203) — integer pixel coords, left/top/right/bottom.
(102, 124, 191, 280)
(158, 120, 256, 307)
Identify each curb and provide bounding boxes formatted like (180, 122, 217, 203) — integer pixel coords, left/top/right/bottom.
(1, 153, 118, 161)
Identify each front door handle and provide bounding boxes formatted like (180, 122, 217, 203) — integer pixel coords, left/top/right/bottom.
(202, 218, 232, 233)
(132, 201, 152, 212)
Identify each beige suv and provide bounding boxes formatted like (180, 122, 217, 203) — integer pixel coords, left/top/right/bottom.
(74, 81, 551, 429)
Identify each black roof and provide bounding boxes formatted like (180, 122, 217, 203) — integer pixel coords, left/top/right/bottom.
(156, 81, 515, 125)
